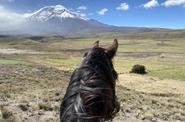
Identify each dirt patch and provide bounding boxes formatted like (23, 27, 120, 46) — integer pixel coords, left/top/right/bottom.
(0, 48, 44, 54)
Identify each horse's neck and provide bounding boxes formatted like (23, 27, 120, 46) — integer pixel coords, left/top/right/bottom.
(61, 94, 102, 122)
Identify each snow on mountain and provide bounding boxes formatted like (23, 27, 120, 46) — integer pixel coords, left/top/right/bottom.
(24, 5, 89, 22)
(21, 5, 110, 35)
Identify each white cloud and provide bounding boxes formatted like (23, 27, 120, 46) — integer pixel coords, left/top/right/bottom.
(74, 10, 88, 19)
(163, 0, 185, 7)
(77, 6, 87, 10)
(98, 8, 108, 15)
(116, 3, 129, 10)
(143, 0, 159, 9)
(0, 5, 25, 31)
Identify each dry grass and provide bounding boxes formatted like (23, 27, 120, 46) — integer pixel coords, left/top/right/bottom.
(118, 74, 185, 94)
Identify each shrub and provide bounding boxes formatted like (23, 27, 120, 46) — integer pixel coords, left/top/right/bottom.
(18, 104, 29, 111)
(130, 64, 147, 74)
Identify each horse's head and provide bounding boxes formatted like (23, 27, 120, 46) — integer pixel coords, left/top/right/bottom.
(60, 39, 119, 122)
(82, 39, 118, 80)
(79, 39, 119, 121)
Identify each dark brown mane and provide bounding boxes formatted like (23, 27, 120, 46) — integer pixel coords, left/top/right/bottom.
(60, 39, 120, 122)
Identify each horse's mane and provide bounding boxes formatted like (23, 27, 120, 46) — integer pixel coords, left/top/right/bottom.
(60, 46, 119, 122)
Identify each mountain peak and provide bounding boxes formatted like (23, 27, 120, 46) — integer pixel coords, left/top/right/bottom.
(25, 5, 88, 22)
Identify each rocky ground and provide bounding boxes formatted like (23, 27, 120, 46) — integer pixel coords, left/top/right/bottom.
(0, 64, 185, 122)
(0, 64, 70, 122)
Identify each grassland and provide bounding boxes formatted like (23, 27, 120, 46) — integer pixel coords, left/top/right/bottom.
(0, 35, 185, 122)
(2, 37, 183, 80)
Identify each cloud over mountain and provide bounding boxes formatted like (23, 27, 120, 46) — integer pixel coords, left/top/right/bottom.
(77, 6, 87, 10)
(162, 0, 185, 7)
(0, 5, 25, 31)
(116, 3, 129, 11)
(143, 0, 159, 9)
(98, 8, 108, 15)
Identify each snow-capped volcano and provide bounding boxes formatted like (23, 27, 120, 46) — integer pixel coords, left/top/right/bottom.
(25, 5, 88, 22)
(22, 5, 108, 35)
(2, 5, 114, 36)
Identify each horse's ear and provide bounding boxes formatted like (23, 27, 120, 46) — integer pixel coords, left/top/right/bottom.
(93, 40, 99, 48)
(106, 39, 118, 59)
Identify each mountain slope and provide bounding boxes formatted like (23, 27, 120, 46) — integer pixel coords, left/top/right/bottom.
(23, 5, 110, 35)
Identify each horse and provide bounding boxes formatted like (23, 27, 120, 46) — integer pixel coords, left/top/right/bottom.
(60, 39, 120, 122)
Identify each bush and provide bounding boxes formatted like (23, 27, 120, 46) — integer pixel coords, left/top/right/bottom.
(130, 64, 147, 74)
(18, 104, 29, 111)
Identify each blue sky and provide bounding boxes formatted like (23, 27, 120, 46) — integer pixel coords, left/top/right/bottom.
(0, 0, 185, 29)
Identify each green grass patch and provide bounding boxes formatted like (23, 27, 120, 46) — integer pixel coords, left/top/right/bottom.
(46, 57, 80, 67)
(115, 57, 185, 81)
(34, 57, 81, 70)
(0, 37, 184, 81)
(118, 39, 185, 53)
(36, 55, 185, 81)
(0, 59, 28, 65)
